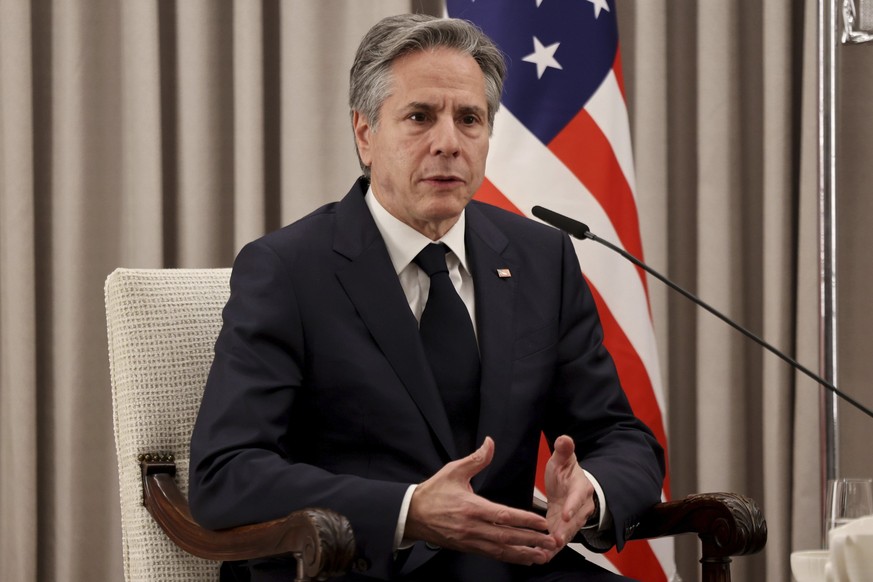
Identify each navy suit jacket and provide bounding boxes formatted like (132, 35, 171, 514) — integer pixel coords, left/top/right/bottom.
(189, 178, 665, 580)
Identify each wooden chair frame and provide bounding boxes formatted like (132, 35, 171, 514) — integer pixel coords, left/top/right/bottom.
(139, 454, 356, 582)
(142, 454, 765, 582)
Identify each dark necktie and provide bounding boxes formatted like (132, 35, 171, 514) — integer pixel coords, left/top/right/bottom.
(414, 243, 480, 456)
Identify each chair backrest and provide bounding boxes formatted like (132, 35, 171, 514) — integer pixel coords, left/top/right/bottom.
(105, 268, 231, 582)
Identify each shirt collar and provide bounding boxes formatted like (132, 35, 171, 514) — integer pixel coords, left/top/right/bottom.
(365, 186, 469, 275)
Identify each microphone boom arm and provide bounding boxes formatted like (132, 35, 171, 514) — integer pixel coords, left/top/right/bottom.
(531, 205, 873, 420)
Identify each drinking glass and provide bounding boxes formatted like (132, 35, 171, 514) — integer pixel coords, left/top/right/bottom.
(826, 478, 873, 536)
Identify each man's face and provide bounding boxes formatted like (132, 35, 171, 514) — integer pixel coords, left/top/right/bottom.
(354, 47, 490, 240)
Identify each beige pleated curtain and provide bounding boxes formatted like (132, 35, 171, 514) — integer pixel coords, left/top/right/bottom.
(3, 1, 872, 580)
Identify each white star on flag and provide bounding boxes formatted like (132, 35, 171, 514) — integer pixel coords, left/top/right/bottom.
(521, 36, 562, 79)
(587, 0, 610, 18)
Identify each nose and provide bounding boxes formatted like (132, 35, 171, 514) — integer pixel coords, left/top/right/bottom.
(430, 117, 460, 157)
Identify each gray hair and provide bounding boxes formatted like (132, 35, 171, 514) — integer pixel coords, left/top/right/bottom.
(349, 14, 507, 177)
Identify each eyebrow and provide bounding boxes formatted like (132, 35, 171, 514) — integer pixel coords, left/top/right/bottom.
(457, 105, 486, 118)
(404, 101, 487, 118)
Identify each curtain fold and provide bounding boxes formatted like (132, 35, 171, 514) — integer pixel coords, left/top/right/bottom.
(0, 2, 38, 581)
(120, 0, 164, 266)
(32, 0, 125, 579)
(792, 0, 824, 556)
(759, 0, 804, 576)
(1, 0, 871, 580)
(232, 0, 268, 246)
(175, 1, 234, 266)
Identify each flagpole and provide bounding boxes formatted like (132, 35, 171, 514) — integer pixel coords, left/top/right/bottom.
(817, 0, 839, 545)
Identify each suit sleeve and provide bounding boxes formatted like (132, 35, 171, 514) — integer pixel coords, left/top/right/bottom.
(188, 240, 408, 578)
(545, 234, 666, 552)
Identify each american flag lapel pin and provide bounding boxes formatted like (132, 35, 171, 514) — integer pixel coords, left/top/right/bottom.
(496, 268, 512, 278)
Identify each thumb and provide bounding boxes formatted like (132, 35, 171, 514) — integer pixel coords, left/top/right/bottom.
(453, 436, 495, 480)
(546, 435, 576, 470)
(550, 435, 576, 466)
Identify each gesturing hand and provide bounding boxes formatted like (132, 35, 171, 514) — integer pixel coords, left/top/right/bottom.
(404, 437, 558, 566)
(544, 435, 595, 549)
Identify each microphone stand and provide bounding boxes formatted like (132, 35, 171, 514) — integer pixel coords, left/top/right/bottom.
(531, 205, 873, 420)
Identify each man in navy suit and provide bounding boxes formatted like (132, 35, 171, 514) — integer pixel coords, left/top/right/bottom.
(189, 13, 664, 582)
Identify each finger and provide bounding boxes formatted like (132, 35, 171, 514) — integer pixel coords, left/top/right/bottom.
(559, 489, 593, 530)
(472, 497, 549, 530)
(426, 504, 557, 563)
(550, 522, 580, 547)
(459, 539, 551, 566)
(465, 540, 553, 566)
(553, 476, 588, 522)
(455, 524, 556, 564)
(561, 493, 584, 523)
(484, 522, 558, 552)
(554, 503, 589, 540)
(547, 502, 590, 545)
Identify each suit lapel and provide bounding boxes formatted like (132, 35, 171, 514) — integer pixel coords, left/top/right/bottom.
(333, 181, 457, 461)
(465, 203, 516, 488)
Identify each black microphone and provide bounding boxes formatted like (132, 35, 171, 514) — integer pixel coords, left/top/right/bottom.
(531, 205, 873, 420)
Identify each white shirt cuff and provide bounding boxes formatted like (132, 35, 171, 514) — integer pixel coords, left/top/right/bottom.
(582, 469, 612, 531)
(393, 484, 418, 551)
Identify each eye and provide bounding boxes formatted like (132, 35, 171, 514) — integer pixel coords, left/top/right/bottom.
(409, 112, 428, 122)
(460, 114, 481, 126)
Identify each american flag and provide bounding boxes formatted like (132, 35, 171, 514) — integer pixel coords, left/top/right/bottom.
(445, 1, 674, 579)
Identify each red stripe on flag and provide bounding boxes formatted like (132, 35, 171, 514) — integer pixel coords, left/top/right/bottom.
(535, 433, 551, 494)
(547, 106, 649, 299)
(586, 281, 670, 499)
(473, 177, 523, 214)
(604, 542, 668, 582)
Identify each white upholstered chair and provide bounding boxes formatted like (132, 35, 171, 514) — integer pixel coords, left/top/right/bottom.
(105, 268, 354, 582)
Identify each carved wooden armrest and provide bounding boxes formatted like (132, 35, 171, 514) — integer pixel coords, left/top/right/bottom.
(629, 492, 766, 554)
(534, 492, 766, 582)
(138, 454, 356, 582)
(631, 492, 766, 582)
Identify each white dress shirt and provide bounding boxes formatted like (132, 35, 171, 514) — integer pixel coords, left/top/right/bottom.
(365, 187, 476, 334)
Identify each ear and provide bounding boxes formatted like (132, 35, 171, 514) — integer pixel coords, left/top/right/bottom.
(352, 111, 373, 168)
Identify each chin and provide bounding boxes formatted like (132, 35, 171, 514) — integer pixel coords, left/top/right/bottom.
(425, 200, 469, 220)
